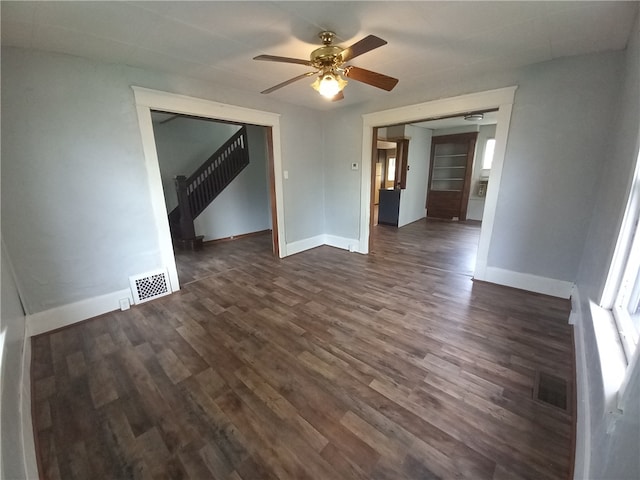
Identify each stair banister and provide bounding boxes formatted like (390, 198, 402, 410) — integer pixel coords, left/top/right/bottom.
(174, 175, 196, 240)
(169, 126, 250, 249)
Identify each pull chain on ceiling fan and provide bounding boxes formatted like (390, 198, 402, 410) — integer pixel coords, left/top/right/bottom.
(253, 31, 399, 101)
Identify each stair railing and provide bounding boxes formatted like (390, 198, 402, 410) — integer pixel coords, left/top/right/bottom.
(169, 126, 249, 244)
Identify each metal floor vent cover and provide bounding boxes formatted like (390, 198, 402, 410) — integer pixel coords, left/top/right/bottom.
(534, 371, 568, 410)
(129, 269, 171, 304)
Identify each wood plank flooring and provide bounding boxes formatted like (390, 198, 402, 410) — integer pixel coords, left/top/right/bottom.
(32, 219, 574, 480)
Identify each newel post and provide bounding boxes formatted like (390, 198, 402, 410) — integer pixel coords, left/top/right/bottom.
(175, 175, 196, 240)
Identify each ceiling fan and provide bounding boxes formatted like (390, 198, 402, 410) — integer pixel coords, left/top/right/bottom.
(254, 31, 399, 101)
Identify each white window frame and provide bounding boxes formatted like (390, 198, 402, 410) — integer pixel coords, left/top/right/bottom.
(482, 138, 496, 170)
(387, 157, 396, 182)
(601, 146, 640, 402)
(612, 214, 640, 362)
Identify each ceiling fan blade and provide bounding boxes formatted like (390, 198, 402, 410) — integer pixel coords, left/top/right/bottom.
(331, 91, 345, 102)
(253, 54, 312, 66)
(344, 66, 398, 91)
(340, 35, 387, 63)
(260, 71, 317, 94)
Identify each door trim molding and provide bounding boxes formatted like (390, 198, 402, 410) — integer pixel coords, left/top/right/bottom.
(359, 86, 517, 282)
(132, 87, 285, 291)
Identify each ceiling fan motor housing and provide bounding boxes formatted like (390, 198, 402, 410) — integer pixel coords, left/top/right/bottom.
(310, 45, 343, 69)
(310, 31, 343, 71)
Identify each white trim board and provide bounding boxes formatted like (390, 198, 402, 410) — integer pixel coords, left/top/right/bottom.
(26, 288, 133, 337)
(131, 87, 287, 294)
(20, 336, 38, 479)
(285, 235, 325, 257)
(324, 235, 359, 252)
(359, 87, 518, 290)
(571, 287, 640, 479)
(285, 235, 359, 256)
(570, 286, 591, 480)
(479, 266, 574, 299)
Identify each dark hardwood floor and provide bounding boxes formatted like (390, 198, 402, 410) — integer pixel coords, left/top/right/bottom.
(174, 233, 274, 285)
(372, 219, 481, 277)
(32, 219, 574, 480)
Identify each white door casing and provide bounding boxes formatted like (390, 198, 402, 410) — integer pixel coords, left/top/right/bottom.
(359, 86, 517, 281)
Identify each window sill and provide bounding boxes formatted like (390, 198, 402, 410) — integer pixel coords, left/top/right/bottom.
(589, 301, 629, 429)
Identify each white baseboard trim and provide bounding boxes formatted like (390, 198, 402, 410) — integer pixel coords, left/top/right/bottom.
(26, 288, 134, 337)
(571, 286, 591, 480)
(478, 266, 574, 298)
(324, 235, 360, 252)
(358, 237, 369, 254)
(284, 235, 325, 257)
(20, 333, 38, 479)
(285, 234, 361, 257)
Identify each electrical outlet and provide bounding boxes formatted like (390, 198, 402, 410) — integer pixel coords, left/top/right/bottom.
(119, 298, 130, 311)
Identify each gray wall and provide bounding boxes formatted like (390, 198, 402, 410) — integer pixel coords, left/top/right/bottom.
(430, 124, 479, 137)
(321, 112, 355, 237)
(1, 242, 27, 479)
(1, 47, 324, 314)
(574, 12, 640, 480)
(594, 366, 639, 479)
(487, 54, 620, 282)
(398, 125, 432, 227)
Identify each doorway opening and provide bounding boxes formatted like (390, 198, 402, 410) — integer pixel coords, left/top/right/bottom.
(370, 110, 498, 277)
(359, 87, 517, 282)
(132, 87, 285, 293)
(150, 112, 275, 285)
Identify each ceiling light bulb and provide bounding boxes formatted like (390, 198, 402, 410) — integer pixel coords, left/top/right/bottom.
(319, 74, 340, 97)
(312, 72, 347, 99)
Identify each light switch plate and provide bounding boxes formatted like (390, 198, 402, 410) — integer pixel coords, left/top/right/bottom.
(351, 162, 359, 170)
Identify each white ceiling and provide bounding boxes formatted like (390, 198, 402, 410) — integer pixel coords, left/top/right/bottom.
(2, 1, 638, 110)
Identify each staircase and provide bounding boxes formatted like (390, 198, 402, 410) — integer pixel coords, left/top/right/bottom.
(169, 126, 249, 249)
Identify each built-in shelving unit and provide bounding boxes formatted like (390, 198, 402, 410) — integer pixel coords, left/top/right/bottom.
(426, 132, 478, 220)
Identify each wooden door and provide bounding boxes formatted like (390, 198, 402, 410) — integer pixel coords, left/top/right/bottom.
(426, 132, 477, 220)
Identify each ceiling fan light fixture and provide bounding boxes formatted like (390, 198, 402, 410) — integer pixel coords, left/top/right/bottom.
(255, 32, 396, 99)
(312, 72, 347, 98)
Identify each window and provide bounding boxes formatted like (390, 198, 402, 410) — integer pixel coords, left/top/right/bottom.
(387, 157, 396, 182)
(482, 138, 496, 169)
(605, 148, 640, 363)
(614, 231, 640, 361)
